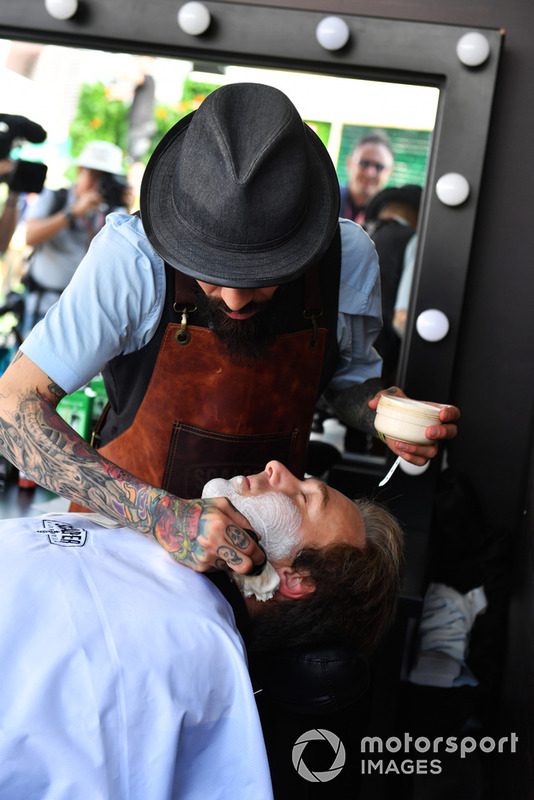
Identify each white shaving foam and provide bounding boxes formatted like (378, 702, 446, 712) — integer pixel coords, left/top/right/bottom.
(202, 476, 301, 561)
(202, 476, 303, 601)
(231, 561, 281, 602)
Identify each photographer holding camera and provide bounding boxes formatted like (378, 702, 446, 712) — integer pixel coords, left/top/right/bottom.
(22, 140, 131, 335)
(0, 113, 47, 255)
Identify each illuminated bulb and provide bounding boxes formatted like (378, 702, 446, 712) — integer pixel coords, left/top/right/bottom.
(456, 32, 491, 67)
(44, 0, 78, 19)
(177, 1, 211, 35)
(315, 16, 350, 51)
(416, 309, 450, 342)
(435, 172, 470, 207)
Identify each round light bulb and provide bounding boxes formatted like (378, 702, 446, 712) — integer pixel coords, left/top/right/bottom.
(177, 1, 211, 36)
(435, 172, 470, 207)
(44, 0, 78, 20)
(456, 32, 491, 67)
(416, 308, 450, 342)
(315, 16, 350, 51)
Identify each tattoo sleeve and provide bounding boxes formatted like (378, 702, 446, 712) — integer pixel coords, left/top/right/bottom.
(0, 383, 216, 569)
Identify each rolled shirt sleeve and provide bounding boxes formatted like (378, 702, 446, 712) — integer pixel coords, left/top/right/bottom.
(21, 212, 166, 394)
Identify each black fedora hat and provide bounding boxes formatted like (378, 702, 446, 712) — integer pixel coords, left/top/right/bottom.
(365, 184, 422, 223)
(140, 83, 340, 288)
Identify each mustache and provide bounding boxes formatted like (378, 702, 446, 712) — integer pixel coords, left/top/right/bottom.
(201, 294, 271, 317)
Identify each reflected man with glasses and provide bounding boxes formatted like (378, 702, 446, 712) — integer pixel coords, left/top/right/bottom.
(340, 130, 394, 225)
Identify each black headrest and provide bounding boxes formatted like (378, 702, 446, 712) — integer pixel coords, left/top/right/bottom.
(249, 645, 369, 715)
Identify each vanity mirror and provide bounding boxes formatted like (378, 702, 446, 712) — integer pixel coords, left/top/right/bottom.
(0, 5, 504, 562)
(0, 1, 503, 404)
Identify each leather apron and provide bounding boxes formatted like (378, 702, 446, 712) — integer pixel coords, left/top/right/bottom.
(100, 326, 325, 498)
(76, 230, 341, 501)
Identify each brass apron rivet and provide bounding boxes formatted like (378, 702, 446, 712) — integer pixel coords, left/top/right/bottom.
(174, 329, 191, 346)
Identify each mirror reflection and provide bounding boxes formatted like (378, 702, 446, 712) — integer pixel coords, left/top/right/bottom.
(0, 37, 439, 461)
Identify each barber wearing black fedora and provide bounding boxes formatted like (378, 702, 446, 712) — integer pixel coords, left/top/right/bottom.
(0, 84, 459, 575)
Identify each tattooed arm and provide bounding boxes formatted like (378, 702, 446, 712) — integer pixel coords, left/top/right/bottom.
(0, 352, 265, 574)
(325, 378, 460, 466)
(324, 377, 384, 436)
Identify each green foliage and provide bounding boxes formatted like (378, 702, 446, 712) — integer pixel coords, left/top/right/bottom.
(69, 82, 130, 158)
(67, 77, 330, 174)
(146, 78, 217, 163)
(306, 120, 331, 150)
(68, 77, 220, 170)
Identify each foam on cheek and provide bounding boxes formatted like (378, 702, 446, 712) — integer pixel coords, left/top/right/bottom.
(234, 493, 301, 561)
(201, 477, 302, 561)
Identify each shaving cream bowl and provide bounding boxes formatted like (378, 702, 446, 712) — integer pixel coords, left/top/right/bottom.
(375, 395, 441, 445)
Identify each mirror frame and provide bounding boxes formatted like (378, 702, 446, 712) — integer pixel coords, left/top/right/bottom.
(1, 1, 503, 401)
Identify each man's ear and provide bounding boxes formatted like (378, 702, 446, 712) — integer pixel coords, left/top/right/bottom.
(276, 567, 316, 600)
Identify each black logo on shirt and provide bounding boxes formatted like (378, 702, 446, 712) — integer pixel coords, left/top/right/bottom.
(36, 519, 87, 547)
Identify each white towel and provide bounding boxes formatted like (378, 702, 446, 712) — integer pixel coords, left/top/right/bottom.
(409, 582, 487, 688)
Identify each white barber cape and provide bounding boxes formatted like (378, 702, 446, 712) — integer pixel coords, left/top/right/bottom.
(0, 514, 273, 800)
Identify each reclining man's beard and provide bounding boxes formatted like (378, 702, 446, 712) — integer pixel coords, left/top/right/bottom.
(195, 291, 278, 363)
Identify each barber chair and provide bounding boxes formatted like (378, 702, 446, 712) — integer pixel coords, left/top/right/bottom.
(249, 596, 422, 800)
(250, 645, 370, 715)
(249, 644, 371, 800)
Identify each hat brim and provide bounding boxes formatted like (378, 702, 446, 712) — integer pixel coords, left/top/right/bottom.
(140, 109, 340, 288)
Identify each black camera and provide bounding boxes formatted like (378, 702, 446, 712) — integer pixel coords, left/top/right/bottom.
(3, 160, 48, 194)
(0, 113, 47, 194)
(97, 172, 129, 209)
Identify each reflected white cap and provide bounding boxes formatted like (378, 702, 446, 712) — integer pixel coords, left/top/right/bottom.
(76, 140, 124, 174)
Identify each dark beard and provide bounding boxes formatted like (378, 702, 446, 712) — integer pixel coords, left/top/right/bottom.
(195, 288, 280, 364)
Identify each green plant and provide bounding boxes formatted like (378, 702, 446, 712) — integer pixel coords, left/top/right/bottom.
(69, 81, 130, 157)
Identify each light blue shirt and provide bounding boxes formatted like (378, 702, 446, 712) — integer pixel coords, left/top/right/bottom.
(22, 213, 382, 395)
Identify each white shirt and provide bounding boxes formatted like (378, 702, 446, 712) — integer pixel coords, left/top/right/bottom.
(21, 213, 382, 395)
(0, 513, 273, 800)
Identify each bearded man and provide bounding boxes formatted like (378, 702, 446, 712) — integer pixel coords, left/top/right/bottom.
(0, 83, 458, 575)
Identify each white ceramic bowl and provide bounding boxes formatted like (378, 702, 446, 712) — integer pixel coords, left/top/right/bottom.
(375, 395, 441, 445)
